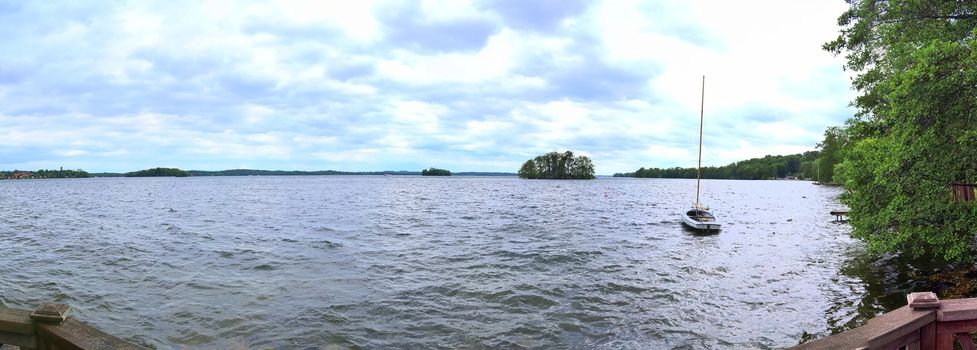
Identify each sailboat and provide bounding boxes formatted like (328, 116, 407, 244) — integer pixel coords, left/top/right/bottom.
(681, 76, 722, 231)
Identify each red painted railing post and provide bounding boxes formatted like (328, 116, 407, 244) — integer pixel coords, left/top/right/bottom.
(908, 292, 941, 350)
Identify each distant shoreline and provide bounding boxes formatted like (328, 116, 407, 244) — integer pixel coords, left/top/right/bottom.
(88, 170, 519, 177)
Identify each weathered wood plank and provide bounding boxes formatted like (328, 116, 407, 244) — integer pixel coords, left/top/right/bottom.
(931, 318, 977, 349)
(37, 317, 146, 350)
(792, 306, 936, 349)
(0, 306, 37, 348)
(939, 298, 977, 322)
(878, 327, 920, 349)
(956, 332, 976, 350)
(36, 318, 148, 350)
(920, 322, 937, 350)
(950, 183, 977, 203)
(936, 331, 955, 350)
(0, 330, 37, 348)
(0, 308, 34, 335)
(935, 320, 977, 334)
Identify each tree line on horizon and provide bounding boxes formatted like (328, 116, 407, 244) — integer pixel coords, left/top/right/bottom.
(85, 169, 516, 177)
(613, 151, 826, 181)
(125, 167, 188, 177)
(0, 168, 90, 180)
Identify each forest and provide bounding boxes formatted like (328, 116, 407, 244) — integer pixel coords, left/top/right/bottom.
(822, 0, 977, 262)
(614, 151, 829, 181)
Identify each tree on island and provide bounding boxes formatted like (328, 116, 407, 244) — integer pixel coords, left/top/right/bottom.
(421, 168, 451, 176)
(125, 167, 188, 177)
(825, 0, 977, 262)
(518, 151, 595, 179)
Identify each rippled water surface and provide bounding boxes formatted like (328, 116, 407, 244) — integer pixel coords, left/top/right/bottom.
(0, 176, 895, 348)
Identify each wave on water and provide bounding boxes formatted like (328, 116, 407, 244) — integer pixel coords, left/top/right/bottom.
(0, 176, 862, 349)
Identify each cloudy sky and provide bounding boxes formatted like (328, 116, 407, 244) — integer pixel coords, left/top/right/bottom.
(0, 1, 855, 174)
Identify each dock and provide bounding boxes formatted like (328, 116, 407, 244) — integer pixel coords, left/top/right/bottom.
(830, 210, 848, 221)
(0, 303, 146, 350)
(793, 291, 977, 349)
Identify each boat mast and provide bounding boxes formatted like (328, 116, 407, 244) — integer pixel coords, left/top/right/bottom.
(695, 75, 704, 208)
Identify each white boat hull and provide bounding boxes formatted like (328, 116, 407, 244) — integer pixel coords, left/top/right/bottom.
(681, 209, 721, 231)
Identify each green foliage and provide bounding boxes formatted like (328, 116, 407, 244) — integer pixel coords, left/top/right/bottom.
(125, 167, 188, 177)
(421, 167, 452, 176)
(816, 127, 848, 183)
(518, 151, 595, 179)
(826, 0, 977, 261)
(518, 159, 538, 178)
(615, 152, 820, 180)
(0, 168, 90, 179)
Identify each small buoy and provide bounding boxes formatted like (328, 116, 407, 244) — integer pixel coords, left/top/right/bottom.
(604, 192, 608, 198)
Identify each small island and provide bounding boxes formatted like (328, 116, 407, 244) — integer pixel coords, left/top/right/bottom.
(518, 151, 595, 179)
(125, 167, 188, 177)
(421, 167, 451, 176)
(1, 168, 91, 180)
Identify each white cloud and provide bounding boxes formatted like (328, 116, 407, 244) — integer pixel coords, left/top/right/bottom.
(375, 29, 523, 85)
(312, 148, 381, 162)
(0, 0, 855, 173)
(389, 100, 445, 134)
(264, 1, 383, 42)
(242, 103, 274, 124)
(54, 149, 89, 157)
(292, 135, 338, 146)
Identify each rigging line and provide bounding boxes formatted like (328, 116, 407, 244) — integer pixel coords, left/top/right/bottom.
(696, 75, 705, 207)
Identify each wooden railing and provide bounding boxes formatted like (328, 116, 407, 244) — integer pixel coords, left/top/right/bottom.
(951, 183, 977, 202)
(7, 293, 977, 349)
(0, 303, 146, 350)
(795, 292, 977, 349)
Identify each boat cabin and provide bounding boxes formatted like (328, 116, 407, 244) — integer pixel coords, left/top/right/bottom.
(686, 209, 716, 222)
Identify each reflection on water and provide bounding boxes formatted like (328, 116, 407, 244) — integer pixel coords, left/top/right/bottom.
(0, 176, 927, 348)
(827, 248, 953, 336)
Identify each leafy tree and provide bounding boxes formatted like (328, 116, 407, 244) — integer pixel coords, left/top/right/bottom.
(815, 127, 847, 184)
(570, 155, 595, 179)
(421, 167, 451, 176)
(518, 151, 595, 179)
(825, 0, 977, 261)
(518, 159, 538, 179)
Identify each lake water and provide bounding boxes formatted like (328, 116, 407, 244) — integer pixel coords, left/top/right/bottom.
(0, 176, 909, 349)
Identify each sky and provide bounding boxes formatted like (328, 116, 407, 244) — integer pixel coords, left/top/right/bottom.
(0, 1, 856, 174)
